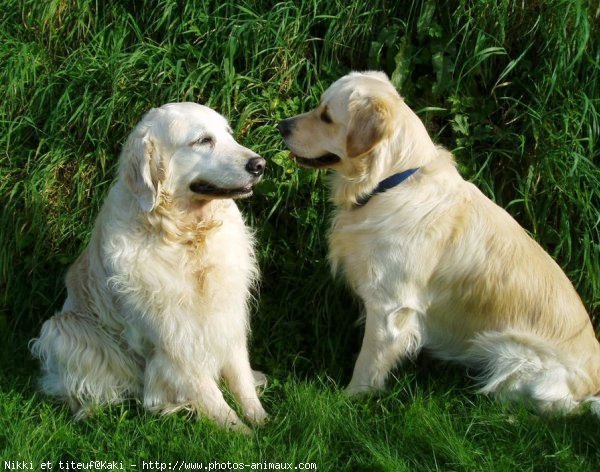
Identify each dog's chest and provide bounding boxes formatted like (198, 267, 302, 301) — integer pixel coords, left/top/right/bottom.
(106, 213, 254, 317)
(328, 211, 419, 297)
(186, 220, 253, 292)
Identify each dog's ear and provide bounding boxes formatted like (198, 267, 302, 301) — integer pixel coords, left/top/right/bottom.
(120, 125, 160, 212)
(346, 95, 392, 158)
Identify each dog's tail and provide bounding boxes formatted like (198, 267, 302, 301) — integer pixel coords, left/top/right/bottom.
(461, 330, 600, 417)
(581, 395, 600, 417)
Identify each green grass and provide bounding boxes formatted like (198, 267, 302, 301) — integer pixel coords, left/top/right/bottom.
(1, 0, 599, 470)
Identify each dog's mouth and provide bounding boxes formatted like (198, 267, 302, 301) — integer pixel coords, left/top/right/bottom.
(189, 181, 253, 198)
(292, 153, 341, 168)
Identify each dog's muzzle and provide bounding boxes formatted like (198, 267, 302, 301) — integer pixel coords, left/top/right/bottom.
(189, 157, 265, 199)
(277, 118, 341, 168)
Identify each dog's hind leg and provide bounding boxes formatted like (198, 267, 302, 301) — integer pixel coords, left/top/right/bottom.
(251, 369, 268, 388)
(346, 306, 424, 396)
(29, 310, 142, 417)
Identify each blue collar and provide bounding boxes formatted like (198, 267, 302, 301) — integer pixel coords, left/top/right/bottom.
(355, 167, 420, 207)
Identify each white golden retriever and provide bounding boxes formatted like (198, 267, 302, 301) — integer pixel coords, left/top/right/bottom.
(30, 102, 268, 431)
(278, 71, 600, 415)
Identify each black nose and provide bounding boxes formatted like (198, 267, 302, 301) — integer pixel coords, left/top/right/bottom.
(245, 157, 266, 176)
(277, 119, 293, 138)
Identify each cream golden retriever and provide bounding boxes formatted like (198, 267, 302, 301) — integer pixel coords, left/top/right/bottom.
(278, 71, 600, 415)
(30, 102, 268, 431)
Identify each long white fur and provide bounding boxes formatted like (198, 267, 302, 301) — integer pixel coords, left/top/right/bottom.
(30, 103, 267, 431)
(281, 72, 600, 415)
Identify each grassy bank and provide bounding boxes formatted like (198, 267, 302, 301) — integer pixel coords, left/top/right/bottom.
(1, 0, 598, 470)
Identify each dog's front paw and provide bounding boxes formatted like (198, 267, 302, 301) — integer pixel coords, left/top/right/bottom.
(225, 418, 252, 435)
(211, 410, 252, 435)
(244, 404, 269, 425)
(344, 382, 379, 397)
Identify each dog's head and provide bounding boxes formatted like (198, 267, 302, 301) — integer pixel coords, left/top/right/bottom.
(120, 102, 265, 212)
(277, 71, 401, 176)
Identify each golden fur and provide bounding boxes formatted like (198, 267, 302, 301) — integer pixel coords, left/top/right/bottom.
(30, 103, 268, 432)
(279, 71, 600, 414)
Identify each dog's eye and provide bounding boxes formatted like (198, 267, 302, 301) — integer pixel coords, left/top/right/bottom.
(320, 110, 333, 124)
(192, 136, 214, 147)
